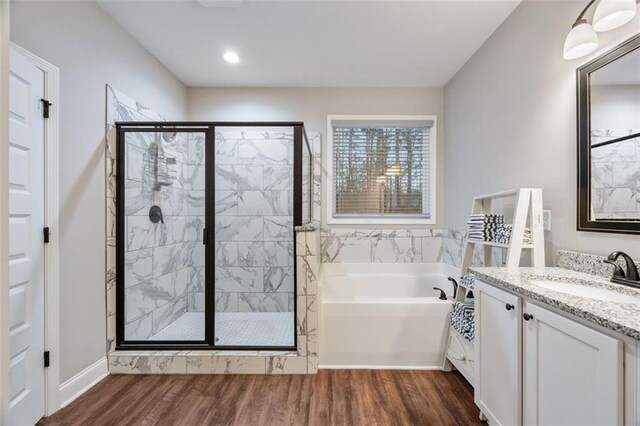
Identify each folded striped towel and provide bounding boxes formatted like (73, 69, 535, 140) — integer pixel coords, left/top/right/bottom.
(450, 301, 475, 344)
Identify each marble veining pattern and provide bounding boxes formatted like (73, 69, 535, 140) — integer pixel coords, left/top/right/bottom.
(591, 129, 640, 219)
(106, 92, 320, 372)
(320, 227, 461, 264)
(469, 266, 640, 340)
(214, 128, 295, 314)
(108, 227, 319, 374)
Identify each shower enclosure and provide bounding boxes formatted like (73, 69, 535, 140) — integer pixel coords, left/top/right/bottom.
(115, 122, 311, 350)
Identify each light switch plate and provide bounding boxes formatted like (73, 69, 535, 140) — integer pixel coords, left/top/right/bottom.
(542, 210, 551, 232)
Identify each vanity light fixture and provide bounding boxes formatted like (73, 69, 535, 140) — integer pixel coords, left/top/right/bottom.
(563, 0, 638, 59)
(223, 51, 240, 64)
(593, 0, 637, 31)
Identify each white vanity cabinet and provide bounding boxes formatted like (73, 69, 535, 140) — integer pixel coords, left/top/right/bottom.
(522, 302, 623, 425)
(476, 280, 624, 426)
(476, 282, 522, 425)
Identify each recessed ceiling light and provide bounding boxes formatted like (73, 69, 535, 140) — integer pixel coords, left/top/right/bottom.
(223, 51, 240, 64)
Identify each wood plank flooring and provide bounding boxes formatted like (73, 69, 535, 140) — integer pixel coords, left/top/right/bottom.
(39, 370, 482, 426)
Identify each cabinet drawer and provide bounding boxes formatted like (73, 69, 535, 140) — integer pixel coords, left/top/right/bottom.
(447, 327, 475, 385)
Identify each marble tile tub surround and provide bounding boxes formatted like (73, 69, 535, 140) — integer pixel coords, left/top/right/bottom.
(556, 250, 640, 280)
(320, 227, 500, 267)
(469, 266, 640, 341)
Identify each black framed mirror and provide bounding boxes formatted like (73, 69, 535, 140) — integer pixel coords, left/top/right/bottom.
(578, 34, 640, 235)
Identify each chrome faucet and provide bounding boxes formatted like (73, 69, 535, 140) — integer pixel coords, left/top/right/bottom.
(604, 251, 640, 287)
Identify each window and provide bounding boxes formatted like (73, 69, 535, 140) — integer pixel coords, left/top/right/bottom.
(327, 115, 436, 224)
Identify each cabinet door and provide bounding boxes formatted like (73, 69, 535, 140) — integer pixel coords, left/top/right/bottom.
(523, 302, 623, 426)
(476, 281, 522, 426)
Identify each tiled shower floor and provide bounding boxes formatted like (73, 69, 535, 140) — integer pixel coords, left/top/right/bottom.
(148, 311, 295, 347)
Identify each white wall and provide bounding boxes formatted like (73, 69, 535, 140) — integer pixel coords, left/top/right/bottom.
(10, 0, 188, 383)
(591, 84, 640, 130)
(188, 87, 445, 227)
(444, 0, 640, 262)
(0, 2, 10, 423)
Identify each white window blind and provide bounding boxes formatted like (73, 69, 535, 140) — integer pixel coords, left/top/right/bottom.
(332, 125, 431, 219)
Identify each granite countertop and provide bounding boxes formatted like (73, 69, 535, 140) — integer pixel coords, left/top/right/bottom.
(468, 266, 640, 341)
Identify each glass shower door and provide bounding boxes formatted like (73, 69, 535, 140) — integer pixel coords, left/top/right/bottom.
(213, 126, 295, 348)
(119, 127, 207, 344)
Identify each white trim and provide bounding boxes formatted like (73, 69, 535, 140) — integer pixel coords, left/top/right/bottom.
(0, 3, 11, 424)
(9, 43, 61, 417)
(58, 358, 109, 409)
(325, 115, 437, 226)
(318, 365, 442, 370)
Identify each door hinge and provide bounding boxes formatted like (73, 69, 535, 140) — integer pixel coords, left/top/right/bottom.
(43, 227, 50, 243)
(203, 228, 208, 245)
(40, 99, 52, 119)
(44, 351, 50, 368)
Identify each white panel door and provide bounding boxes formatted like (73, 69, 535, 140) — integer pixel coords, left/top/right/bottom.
(476, 281, 522, 426)
(8, 48, 46, 426)
(523, 302, 622, 426)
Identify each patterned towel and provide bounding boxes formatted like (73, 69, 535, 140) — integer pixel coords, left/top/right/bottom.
(450, 301, 475, 345)
(467, 214, 505, 242)
(460, 275, 475, 291)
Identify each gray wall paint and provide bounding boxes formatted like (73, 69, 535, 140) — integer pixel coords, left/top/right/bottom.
(10, 1, 187, 382)
(444, 0, 640, 263)
(188, 87, 445, 228)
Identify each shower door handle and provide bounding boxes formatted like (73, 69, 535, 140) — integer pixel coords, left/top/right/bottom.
(203, 228, 208, 245)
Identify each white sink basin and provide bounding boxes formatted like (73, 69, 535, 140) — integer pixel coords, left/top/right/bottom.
(531, 280, 640, 304)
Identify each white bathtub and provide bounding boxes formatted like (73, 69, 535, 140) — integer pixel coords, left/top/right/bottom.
(319, 263, 459, 369)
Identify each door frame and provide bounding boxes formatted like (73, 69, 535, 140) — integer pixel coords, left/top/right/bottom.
(3, 43, 61, 417)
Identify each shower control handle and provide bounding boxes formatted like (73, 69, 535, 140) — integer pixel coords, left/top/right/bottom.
(149, 205, 164, 224)
(505, 303, 514, 311)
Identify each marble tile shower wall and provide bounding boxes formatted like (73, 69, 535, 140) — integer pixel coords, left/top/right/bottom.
(123, 131, 205, 340)
(106, 88, 322, 373)
(591, 129, 640, 219)
(214, 129, 295, 313)
(185, 133, 206, 313)
(106, 86, 167, 350)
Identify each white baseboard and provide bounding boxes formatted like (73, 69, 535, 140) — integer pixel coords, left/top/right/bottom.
(318, 365, 442, 370)
(58, 357, 108, 409)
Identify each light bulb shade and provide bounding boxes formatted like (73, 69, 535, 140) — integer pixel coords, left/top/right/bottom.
(563, 22, 599, 60)
(593, 0, 637, 32)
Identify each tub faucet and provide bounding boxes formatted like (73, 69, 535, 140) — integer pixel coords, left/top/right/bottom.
(604, 251, 640, 287)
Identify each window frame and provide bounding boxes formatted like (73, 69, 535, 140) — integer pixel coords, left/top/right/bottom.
(326, 115, 437, 225)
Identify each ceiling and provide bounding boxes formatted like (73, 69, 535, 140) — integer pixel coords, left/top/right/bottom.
(98, 0, 521, 88)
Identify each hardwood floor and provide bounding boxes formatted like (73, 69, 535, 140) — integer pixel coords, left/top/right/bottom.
(40, 370, 482, 426)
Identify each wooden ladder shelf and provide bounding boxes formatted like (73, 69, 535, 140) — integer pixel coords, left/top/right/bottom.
(443, 188, 546, 386)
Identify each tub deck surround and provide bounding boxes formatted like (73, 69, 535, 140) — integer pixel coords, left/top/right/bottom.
(320, 228, 446, 264)
(319, 227, 499, 268)
(469, 266, 640, 340)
